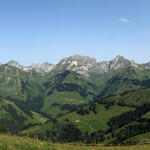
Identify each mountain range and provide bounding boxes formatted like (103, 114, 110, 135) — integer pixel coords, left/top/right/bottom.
(2, 55, 150, 75)
(1, 55, 150, 144)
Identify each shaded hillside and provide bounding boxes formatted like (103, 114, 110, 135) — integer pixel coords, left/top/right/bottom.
(0, 96, 48, 133)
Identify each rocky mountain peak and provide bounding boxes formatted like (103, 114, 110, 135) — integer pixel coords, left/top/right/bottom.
(114, 55, 125, 61)
(59, 55, 97, 65)
(57, 55, 98, 75)
(39, 62, 55, 73)
(7, 60, 21, 68)
(108, 55, 130, 70)
(23, 62, 55, 73)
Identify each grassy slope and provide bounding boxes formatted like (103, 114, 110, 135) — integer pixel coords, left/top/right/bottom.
(98, 66, 150, 97)
(58, 87, 150, 143)
(60, 88, 150, 132)
(41, 71, 97, 117)
(59, 104, 134, 133)
(0, 134, 150, 150)
(97, 88, 150, 144)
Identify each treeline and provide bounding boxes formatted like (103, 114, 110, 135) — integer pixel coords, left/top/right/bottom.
(107, 103, 150, 130)
(56, 83, 87, 98)
(25, 120, 98, 144)
(76, 103, 97, 115)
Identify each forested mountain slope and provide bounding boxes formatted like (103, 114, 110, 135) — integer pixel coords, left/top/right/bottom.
(1, 55, 150, 138)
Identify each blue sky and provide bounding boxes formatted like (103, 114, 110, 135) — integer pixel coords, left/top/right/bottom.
(0, 0, 150, 65)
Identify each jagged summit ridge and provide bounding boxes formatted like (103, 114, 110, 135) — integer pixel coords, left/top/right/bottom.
(57, 55, 132, 75)
(57, 55, 98, 75)
(23, 62, 55, 73)
(2, 55, 150, 74)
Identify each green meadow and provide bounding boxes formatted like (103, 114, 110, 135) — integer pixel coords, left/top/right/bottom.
(0, 134, 150, 150)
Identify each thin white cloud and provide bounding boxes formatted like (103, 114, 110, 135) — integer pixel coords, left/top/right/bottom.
(119, 18, 130, 23)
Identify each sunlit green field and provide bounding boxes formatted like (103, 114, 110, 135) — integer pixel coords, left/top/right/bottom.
(0, 134, 150, 150)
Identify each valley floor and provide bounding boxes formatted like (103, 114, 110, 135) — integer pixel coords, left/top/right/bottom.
(0, 134, 150, 150)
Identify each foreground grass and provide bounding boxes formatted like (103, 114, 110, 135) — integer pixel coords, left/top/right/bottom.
(0, 134, 150, 150)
